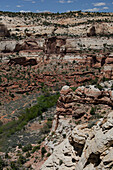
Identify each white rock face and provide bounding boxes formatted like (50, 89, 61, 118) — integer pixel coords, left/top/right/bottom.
(103, 65, 113, 71)
(84, 85, 101, 99)
(100, 80, 113, 89)
(0, 40, 17, 51)
(41, 111, 113, 170)
(61, 85, 70, 91)
(41, 138, 76, 170)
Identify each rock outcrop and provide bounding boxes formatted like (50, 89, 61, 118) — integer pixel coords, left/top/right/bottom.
(8, 57, 37, 66)
(0, 23, 10, 37)
(75, 111, 113, 170)
(56, 86, 74, 116)
(41, 84, 113, 169)
(41, 110, 113, 170)
(55, 84, 113, 122)
(87, 26, 96, 37)
(75, 84, 113, 106)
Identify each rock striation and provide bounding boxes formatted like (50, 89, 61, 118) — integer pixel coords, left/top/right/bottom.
(56, 86, 74, 116)
(55, 84, 113, 121)
(75, 84, 113, 106)
(40, 84, 113, 169)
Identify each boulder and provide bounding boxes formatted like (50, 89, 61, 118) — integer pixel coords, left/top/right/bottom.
(60, 85, 73, 95)
(84, 85, 101, 99)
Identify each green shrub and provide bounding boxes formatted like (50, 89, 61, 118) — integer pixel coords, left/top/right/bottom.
(10, 161, 19, 170)
(75, 120, 81, 125)
(26, 152, 31, 158)
(46, 152, 51, 157)
(31, 145, 40, 153)
(22, 144, 32, 152)
(17, 155, 26, 165)
(96, 84, 103, 91)
(62, 134, 66, 138)
(92, 113, 103, 119)
(40, 120, 52, 134)
(5, 152, 10, 159)
(111, 84, 113, 90)
(37, 139, 42, 144)
(90, 77, 98, 85)
(18, 143, 22, 149)
(41, 147, 47, 157)
(59, 159, 63, 165)
(0, 120, 3, 126)
(71, 87, 77, 91)
(90, 107, 96, 115)
(87, 120, 97, 128)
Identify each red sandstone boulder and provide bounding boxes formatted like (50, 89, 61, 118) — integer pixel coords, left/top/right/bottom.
(60, 85, 73, 95)
(75, 86, 85, 96)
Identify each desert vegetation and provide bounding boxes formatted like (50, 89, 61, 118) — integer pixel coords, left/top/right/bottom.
(0, 10, 113, 169)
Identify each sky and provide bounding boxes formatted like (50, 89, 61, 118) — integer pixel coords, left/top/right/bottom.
(0, 0, 113, 13)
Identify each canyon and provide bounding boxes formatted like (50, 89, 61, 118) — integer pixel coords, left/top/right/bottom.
(0, 11, 113, 169)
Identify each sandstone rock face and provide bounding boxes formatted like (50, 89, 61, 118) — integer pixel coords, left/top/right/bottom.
(54, 83, 113, 131)
(41, 111, 113, 170)
(8, 57, 37, 66)
(56, 86, 74, 116)
(41, 138, 76, 170)
(45, 36, 66, 54)
(41, 84, 113, 169)
(0, 40, 17, 52)
(75, 111, 113, 170)
(14, 40, 41, 52)
(87, 26, 96, 37)
(1, 36, 113, 55)
(0, 23, 10, 37)
(75, 84, 113, 106)
(83, 85, 101, 99)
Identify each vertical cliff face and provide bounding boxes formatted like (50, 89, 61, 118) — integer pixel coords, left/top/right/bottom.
(45, 36, 66, 54)
(0, 23, 10, 37)
(40, 85, 113, 170)
(87, 26, 96, 37)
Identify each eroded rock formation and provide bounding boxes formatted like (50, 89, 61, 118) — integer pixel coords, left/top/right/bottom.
(0, 23, 10, 37)
(56, 86, 74, 116)
(40, 84, 113, 169)
(41, 109, 113, 170)
(87, 26, 96, 37)
(55, 84, 113, 122)
(75, 84, 113, 106)
(8, 57, 37, 66)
